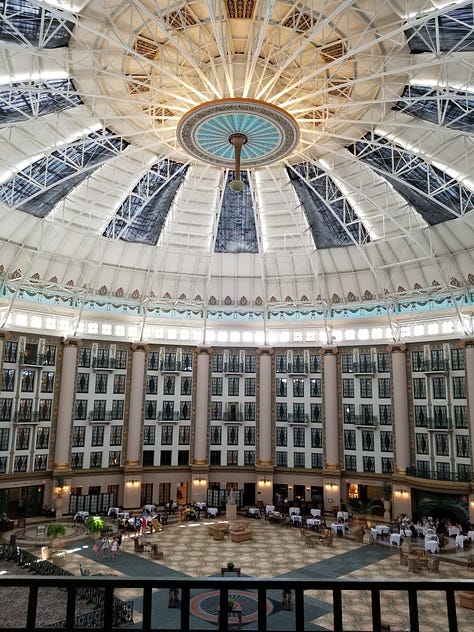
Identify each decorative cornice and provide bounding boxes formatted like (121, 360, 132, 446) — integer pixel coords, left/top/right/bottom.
(460, 339, 474, 349)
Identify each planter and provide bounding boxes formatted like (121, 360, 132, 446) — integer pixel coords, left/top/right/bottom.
(41, 546, 52, 561)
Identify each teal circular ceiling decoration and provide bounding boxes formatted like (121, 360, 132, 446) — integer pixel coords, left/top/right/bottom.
(177, 98, 300, 168)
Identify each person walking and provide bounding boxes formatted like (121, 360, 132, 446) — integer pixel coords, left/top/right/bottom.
(111, 536, 120, 560)
(101, 536, 110, 560)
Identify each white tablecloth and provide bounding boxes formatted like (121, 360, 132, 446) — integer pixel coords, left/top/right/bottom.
(107, 507, 120, 516)
(456, 535, 469, 548)
(289, 508, 301, 516)
(248, 507, 260, 517)
(306, 518, 321, 528)
(425, 538, 439, 553)
(331, 523, 346, 535)
(448, 526, 460, 536)
(400, 529, 413, 537)
(207, 507, 218, 517)
(290, 515, 302, 525)
(468, 530, 474, 541)
(195, 502, 206, 510)
(376, 525, 390, 535)
(74, 511, 89, 522)
(310, 509, 321, 518)
(371, 528, 379, 539)
(265, 505, 275, 514)
(390, 533, 401, 546)
(143, 504, 156, 513)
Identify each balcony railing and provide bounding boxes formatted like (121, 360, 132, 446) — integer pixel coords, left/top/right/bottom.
(0, 571, 473, 631)
(353, 361, 376, 375)
(287, 361, 308, 375)
(354, 414, 378, 426)
(88, 411, 113, 422)
(14, 411, 39, 423)
(157, 411, 180, 421)
(223, 362, 244, 374)
(223, 411, 243, 422)
(92, 357, 115, 370)
(407, 467, 472, 482)
(287, 413, 309, 424)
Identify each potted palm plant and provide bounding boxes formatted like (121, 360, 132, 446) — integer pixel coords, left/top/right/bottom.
(42, 522, 67, 560)
(84, 515, 105, 539)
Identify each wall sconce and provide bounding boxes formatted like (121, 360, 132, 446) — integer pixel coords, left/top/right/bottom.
(470, 499, 474, 508)
(258, 476, 271, 486)
(394, 489, 409, 497)
(325, 483, 338, 490)
(194, 478, 206, 485)
(126, 480, 140, 487)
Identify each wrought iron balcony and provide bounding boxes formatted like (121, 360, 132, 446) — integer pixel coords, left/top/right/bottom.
(407, 466, 472, 482)
(87, 410, 113, 422)
(92, 357, 115, 370)
(287, 413, 309, 424)
(354, 414, 378, 427)
(287, 361, 308, 375)
(157, 411, 180, 422)
(0, 571, 472, 631)
(353, 361, 376, 375)
(223, 362, 244, 374)
(223, 411, 243, 422)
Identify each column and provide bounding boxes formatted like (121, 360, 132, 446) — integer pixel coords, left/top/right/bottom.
(53, 339, 79, 470)
(0, 332, 6, 373)
(193, 347, 211, 465)
(125, 343, 147, 468)
(461, 340, 474, 524)
(123, 343, 147, 508)
(323, 348, 340, 470)
(257, 348, 273, 466)
(390, 344, 411, 475)
(256, 348, 273, 504)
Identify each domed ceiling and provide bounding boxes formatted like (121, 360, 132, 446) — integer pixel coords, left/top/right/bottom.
(0, 0, 474, 333)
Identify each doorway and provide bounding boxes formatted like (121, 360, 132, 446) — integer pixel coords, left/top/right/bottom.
(243, 482, 255, 506)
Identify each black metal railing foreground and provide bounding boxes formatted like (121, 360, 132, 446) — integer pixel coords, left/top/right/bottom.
(0, 544, 133, 629)
(1, 574, 474, 632)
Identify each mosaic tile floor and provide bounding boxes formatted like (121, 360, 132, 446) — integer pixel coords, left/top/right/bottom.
(4, 515, 474, 631)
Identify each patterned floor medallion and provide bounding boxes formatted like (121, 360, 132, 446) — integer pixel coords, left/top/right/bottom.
(190, 589, 273, 625)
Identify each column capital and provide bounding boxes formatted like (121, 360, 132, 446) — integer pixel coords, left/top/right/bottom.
(62, 337, 81, 348)
(388, 344, 406, 353)
(459, 339, 474, 349)
(321, 346, 338, 356)
(256, 347, 274, 356)
(0, 331, 10, 340)
(131, 342, 149, 353)
(195, 346, 213, 355)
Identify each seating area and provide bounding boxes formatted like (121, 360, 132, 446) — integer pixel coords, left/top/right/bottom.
(230, 522, 253, 542)
(208, 522, 230, 540)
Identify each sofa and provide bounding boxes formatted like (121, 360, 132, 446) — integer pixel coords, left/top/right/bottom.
(208, 523, 230, 539)
(459, 592, 474, 609)
(230, 529, 252, 543)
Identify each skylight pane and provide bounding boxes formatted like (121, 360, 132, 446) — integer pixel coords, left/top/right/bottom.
(215, 172, 258, 253)
(0, 79, 81, 126)
(103, 160, 188, 246)
(393, 85, 474, 133)
(0, 0, 74, 48)
(0, 129, 129, 217)
(348, 133, 474, 225)
(405, 5, 474, 54)
(287, 164, 369, 248)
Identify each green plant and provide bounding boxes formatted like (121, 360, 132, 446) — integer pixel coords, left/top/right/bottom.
(45, 522, 66, 546)
(84, 515, 105, 534)
(226, 561, 235, 570)
(227, 598, 236, 610)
